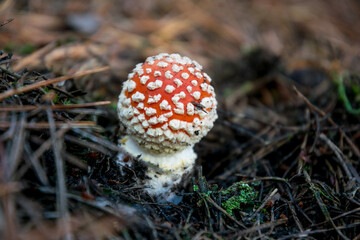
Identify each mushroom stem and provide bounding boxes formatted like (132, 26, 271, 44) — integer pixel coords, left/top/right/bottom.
(120, 136, 196, 200)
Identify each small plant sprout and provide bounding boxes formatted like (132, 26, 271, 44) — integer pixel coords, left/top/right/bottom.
(118, 53, 217, 201)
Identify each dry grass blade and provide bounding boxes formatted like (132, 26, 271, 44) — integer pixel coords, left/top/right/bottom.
(293, 85, 360, 157)
(247, 188, 278, 221)
(0, 18, 13, 27)
(71, 128, 126, 154)
(236, 218, 287, 237)
(64, 135, 110, 156)
(46, 108, 71, 239)
(0, 121, 97, 129)
(0, 66, 22, 79)
(303, 170, 350, 240)
(8, 113, 26, 180)
(24, 143, 49, 185)
(199, 192, 246, 229)
(279, 223, 360, 240)
(32, 114, 86, 160)
(62, 152, 88, 170)
(320, 133, 355, 181)
(0, 101, 111, 112)
(0, 182, 22, 196)
(0, 66, 110, 101)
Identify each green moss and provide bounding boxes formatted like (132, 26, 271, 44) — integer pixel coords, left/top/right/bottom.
(221, 182, 253, 195)
(4, 42, 15, 52)
(20, 44, 35, 55)
(4, 43, 35, 55)
(221, 182, 256, 215)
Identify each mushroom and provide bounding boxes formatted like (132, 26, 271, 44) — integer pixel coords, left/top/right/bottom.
(117, 53, 217, 201)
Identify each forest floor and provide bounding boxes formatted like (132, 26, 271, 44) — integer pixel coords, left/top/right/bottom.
(1, 1, 360, 239)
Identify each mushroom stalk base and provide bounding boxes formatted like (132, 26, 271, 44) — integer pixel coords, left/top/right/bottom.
(120, 136, 196, 201)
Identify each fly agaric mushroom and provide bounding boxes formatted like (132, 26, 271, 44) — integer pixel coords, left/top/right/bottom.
(117, 53, 217, 200)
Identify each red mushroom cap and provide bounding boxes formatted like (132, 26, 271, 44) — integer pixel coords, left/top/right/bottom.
(118, 53, 217, 153)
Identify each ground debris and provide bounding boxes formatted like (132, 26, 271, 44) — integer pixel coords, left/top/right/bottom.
(1, 1, 360, 239)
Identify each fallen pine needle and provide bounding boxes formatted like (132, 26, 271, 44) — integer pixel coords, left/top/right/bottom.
(0, 101, 111, 111)
(0, 121, 96, 129)
(0, 66, 110, 101)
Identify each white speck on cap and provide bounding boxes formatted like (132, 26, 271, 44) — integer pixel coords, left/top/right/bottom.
(147, 80, 163, 90)
(181, 72, 189, 79)
(176, 132, 190, 142)
(179, 91, 186, 98)
(207, 85, 214, 94)
(204, 73, 212, 82)
(127, 80, 136, 92)
(137, 113, 145, 122)
(200, 97, 213, 109)
(158, 114, 168, 123)
(146, 58, 155, 65)
(169, 119, 181, 130)
(131, 92, 145, 102)
(136, 102, 144, 109)
(133, 108, 140, 115)
(142, 120, 149, 128)
(179, 121, 187, 130)
(157, 61, 169, 68)
(145, 107, 157, 116)
(135, 64, 144, 76)
(171, 95, 180, 105)
(159, 100, 171, 110)
(165, 85, 175, 93)
(148, 116, 158, 125)
(128, 72, 135, 79)
(154, 71, 161, 77)
(140, 75, 150, 85)
(192, 91, 201, 100)
(161, 123, 168, 130)
(155, 53, 168, 59)
(173, 78, 182, 87)
(172, 64, 183, 72)
(163, 111, 173, 118)
(174, 102, 184, 110)
(174, 108, 184, 115)
(134, 124, 145, 134)
(165, 71, 173, 79)
(130, 117, 139, 124)
(120, 108, 133, 119)
(164, 129, 174, 140)
(200, 83, 208, 91)
(147, 128, 156, 137)
(187, 102, 195, 115)
(155, 128, 163, 136)
(147, 94, 162, 104)
(123, 98, 131, 107)
(195, 72, 203, 79)
(193, 117, 201, 127)
(191, 80, 198, 86)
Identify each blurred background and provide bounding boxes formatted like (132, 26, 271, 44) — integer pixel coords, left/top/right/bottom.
(1, 0, 360, 102)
